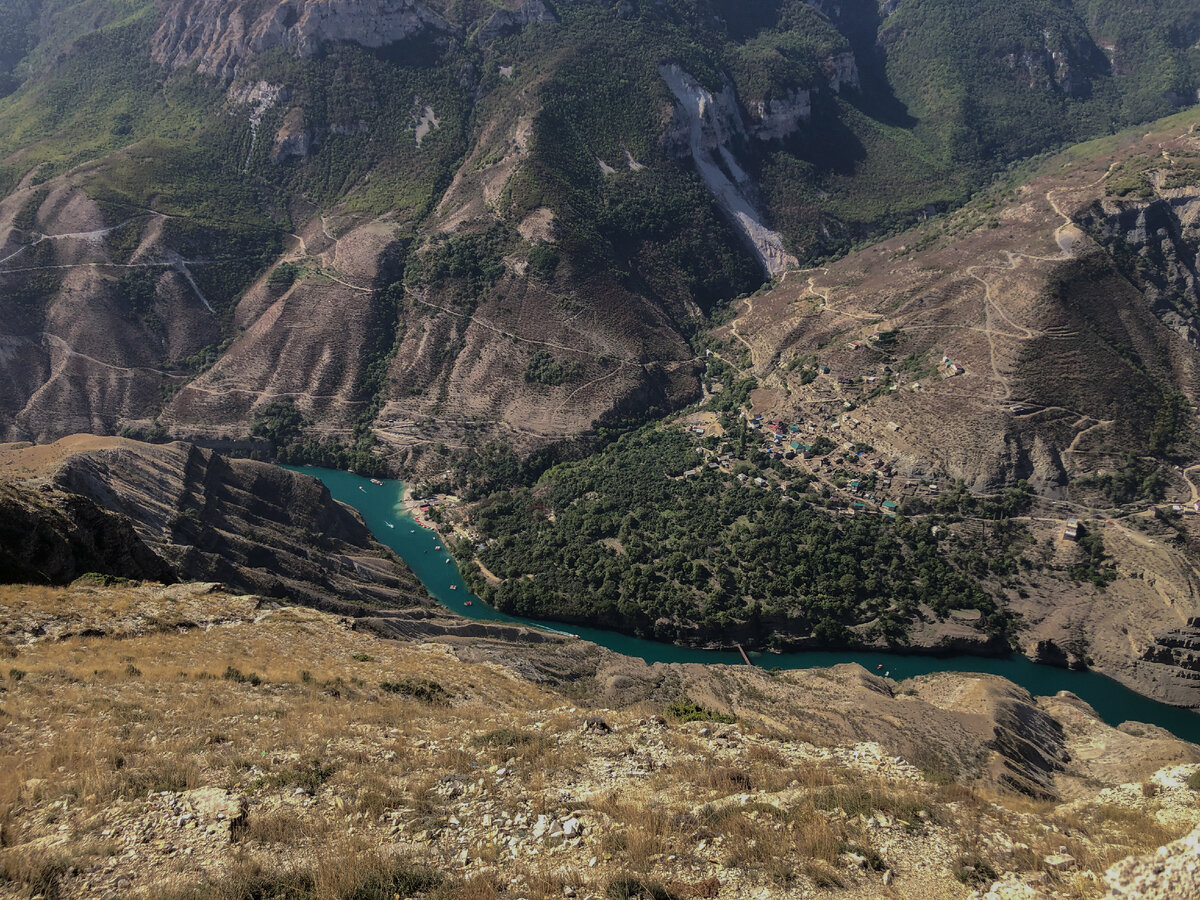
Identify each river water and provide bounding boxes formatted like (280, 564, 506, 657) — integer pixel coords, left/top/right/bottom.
(289, 465, 1200, 745)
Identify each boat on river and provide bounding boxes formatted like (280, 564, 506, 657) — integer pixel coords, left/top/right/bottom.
(385, 522, 394, 529)
(370, 478, 384, 486)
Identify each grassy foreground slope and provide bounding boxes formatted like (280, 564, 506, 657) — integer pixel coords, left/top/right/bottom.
(0, 580, 1197, 899)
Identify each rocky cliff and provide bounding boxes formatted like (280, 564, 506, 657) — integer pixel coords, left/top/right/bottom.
(0, 479, 174, 585)
(0, 435, 431, 613)
(661, 64, 799, 277)
(151, 0, 452, 82)
(1080, 176, 1200, 349)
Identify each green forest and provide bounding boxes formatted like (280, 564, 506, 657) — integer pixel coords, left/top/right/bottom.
(460, 428, 1015, 649)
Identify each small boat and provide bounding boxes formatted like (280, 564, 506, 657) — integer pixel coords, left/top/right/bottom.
(434, 545, 441, 550)
(464, 600, 473, 607)
(410, 529, 415, 534)
(444, 558, 451, 564)
(876, 664, 883, 670)
(450, 585, 457, 591)
(370, 478, 383, 486)
(385, 522, 394, 529)
(358, 486, 365, 492)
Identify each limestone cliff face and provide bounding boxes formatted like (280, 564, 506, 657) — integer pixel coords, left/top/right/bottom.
(151, 0, 452, 82)
(476, 0, 555, 45)
(746, 88, 812, 141)
(821, 49, 860, 93)
(996, 26, 1106, 98)
(660, 65, 799, 277)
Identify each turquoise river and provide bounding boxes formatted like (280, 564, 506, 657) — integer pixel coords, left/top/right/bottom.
(289, 466, 1200, 745)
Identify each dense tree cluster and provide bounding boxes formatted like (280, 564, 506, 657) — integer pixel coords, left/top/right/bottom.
(463, 429, 1011, 648)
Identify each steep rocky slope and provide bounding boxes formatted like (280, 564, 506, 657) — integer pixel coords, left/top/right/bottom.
(721, 115, 1200, 495)
(0, 580, 1197, 900)
(0, 479, 173, 585)
(0, 435, 431, 613)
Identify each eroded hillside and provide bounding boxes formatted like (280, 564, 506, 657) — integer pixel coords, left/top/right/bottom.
(1, 0, 1199, 467)
(0, 434, 432, 612)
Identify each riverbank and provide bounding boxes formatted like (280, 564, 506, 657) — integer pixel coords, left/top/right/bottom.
(290, 465, 1200, 744)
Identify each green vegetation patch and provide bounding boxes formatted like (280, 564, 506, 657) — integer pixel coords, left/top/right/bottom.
(524, 349, 583, 386)
(467, 428, 1009, 648)
(665, 697, 736, 724)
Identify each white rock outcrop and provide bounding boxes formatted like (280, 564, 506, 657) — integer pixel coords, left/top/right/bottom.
(152, 0, 451, 82)
(1103, 824, 1200, 899)
(748, 88, 812, 141)
(660, 64, 798, 277)
(822, 50, 860, 92)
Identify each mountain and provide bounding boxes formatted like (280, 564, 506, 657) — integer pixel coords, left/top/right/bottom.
(428, 111, 1200, 707)
(1, 0, 1199, 473)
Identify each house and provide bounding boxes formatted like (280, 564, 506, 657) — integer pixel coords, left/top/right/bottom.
(1063, 518, 1079, 542)
(881, 500, 899, 518)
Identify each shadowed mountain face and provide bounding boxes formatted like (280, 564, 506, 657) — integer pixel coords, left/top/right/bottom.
(0, 436, 431, 612)
(0, 0, 1198, 472)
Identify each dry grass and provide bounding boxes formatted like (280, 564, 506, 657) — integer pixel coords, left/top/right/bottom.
(2, 582, 1196, 900)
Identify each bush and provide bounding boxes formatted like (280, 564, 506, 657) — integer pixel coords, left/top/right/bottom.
(524, 349, 583, 385)
(223, 666, 263, 686)
(527, 242, 560, 280)
(606, 877, 677, 900)
(664, 697, 735, 724)
(268, 263, 299, 289)
(954, 854, 998, 886)
(378, 677, 451, 705)
(470, 727, 537, 749)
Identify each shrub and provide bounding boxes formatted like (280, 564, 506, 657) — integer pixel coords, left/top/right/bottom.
(524, 349, 583, 385)
(263, 759, 335, 793)
(223, 666, 263, 686)
(378, 678, 450, 705)
(664, 697, 736, 724)
(955, 854, 998, 886)
(470, 727, 537, 748)
(0, 850, 70, 900)
(268, 263, 299, 289)
(606, 877, 677, 900)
